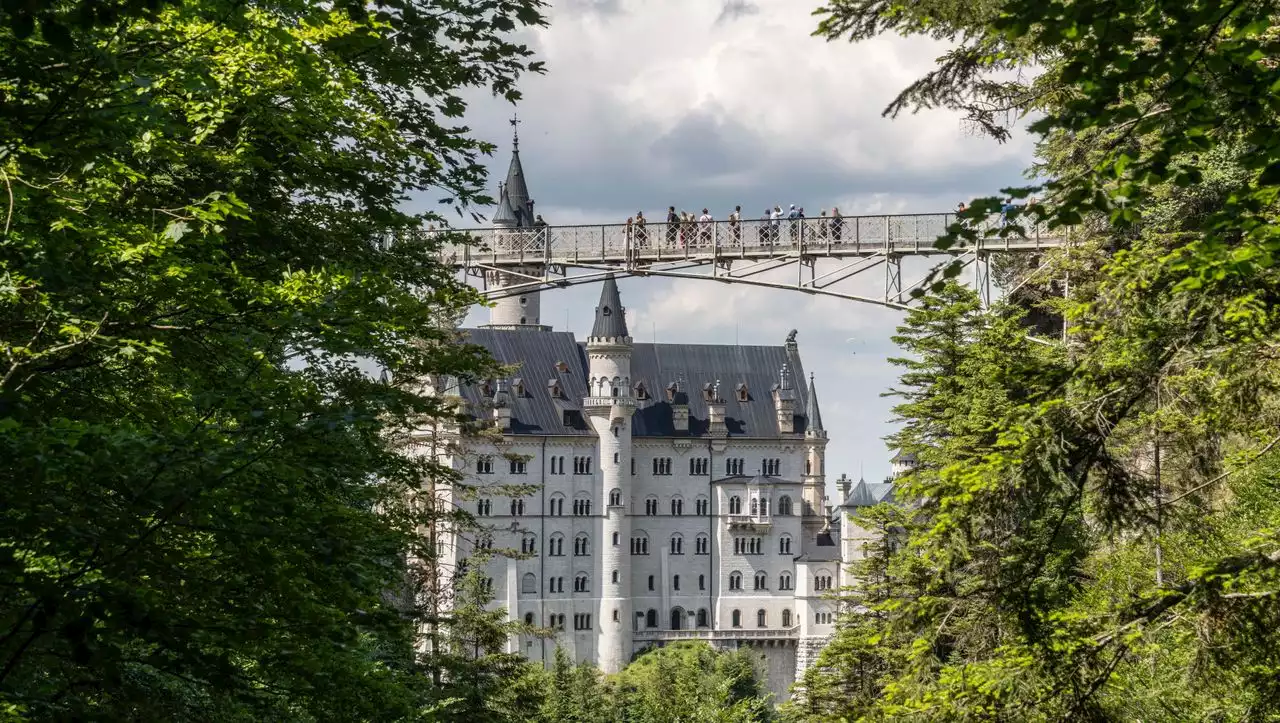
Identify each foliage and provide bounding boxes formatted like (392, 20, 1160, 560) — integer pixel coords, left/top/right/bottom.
(799, 0, 1280, 719)
(0, 0, 545, 718)
(538, 642, 775, 723)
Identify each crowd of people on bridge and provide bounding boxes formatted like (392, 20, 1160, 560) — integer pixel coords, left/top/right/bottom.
(618, 204, 848, 249)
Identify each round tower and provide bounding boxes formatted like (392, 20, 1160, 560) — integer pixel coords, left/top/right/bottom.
(583, 275, 634, 673)
(483, 118, 549, 330)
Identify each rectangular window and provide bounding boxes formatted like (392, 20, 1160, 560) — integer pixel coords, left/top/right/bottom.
(726, 458, 744, 476)
(761, 458, 779, 476)
(574, 613, 592, 631)
(689, 457, 709, 476)
(651, 457, 672, 475)
(476, 456, 493, 474)
(510, 459, 527, 475)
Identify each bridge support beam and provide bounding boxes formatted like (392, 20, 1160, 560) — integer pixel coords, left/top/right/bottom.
(884, 255, 902, 305)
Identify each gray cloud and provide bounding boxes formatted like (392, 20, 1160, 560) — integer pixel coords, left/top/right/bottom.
(561, 0, 625, 17)
(715, 0, 760, 26)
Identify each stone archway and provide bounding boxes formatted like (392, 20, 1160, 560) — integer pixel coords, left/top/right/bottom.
(670, 607, 686, 631)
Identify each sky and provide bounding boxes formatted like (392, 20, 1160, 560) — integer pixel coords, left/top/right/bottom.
(434, 0, 1038, 494)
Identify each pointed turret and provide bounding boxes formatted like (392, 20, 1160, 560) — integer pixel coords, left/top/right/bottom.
(492, 183, 518, 227)
(504, 119, 533, 227)
(590, 275, 629, 340)
(805, 372, 825, 438)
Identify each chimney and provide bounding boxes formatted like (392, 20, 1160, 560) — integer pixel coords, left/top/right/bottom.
(837, 473, 852, 498)
(492, 379, 512, 432)
(670, 381, 689, 433)
(706, 380, 727, 437)
(773, 364, 796, 434)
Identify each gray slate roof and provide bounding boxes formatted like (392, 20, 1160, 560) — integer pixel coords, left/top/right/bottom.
(805, 374, 824, 433)
(491, 184, 518, 226)
(840, 479, 896, 508)
(456, 329, 815, 438)
(503, 137, 534, 228)
(590, 276, 628, 339)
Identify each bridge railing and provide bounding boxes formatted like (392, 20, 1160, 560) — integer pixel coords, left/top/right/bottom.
(423, 212, 1065, 267)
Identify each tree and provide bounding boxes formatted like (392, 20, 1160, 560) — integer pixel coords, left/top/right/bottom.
(610, 643, 774, 723)
(807, 0, 1280, 717)
(0, 0, 545, 718)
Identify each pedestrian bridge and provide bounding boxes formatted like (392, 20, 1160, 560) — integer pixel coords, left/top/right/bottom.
(432, 212, 1070, 310)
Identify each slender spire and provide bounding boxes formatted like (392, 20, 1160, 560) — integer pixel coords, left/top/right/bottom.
(503, 115, 532, 227)
(590, 275, 629, 339)
(806, 372, 824, 434)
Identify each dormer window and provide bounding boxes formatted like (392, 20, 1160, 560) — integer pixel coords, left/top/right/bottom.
(666, 382, 678, 401)
(702, 382, 715, 402)
(512, 378, 524, 397)
(480, 380, 492, 396)
(547, 379, 563, 399)
(555, 361, 569, 373)
(602, 306, 612, 316)
(634, 381, 648, 400)
(736, 383, 749, 402)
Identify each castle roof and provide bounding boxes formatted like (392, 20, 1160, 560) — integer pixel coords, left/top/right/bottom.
(840, 479, 896, 508)
(805, 373, 824, 434)
(455, 329, 817, 438)
(491, 184, 518, 226)
(590, 276, 628, 339)
(503, 126, 533, 228)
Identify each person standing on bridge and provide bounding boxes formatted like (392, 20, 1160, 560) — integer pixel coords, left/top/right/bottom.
(666, 206, 678, 247)
(635, 211, 647, 248)
(831, 207, 843, 242)
(770, 206, 783, 246)
(729, 205, 742, 246)
(698, 208, 713, 246)
(787, 204, 800, 244)
(818, 210, 829, 241)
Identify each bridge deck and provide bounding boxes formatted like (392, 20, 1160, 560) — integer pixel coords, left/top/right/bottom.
(438, 213, 1068, 269)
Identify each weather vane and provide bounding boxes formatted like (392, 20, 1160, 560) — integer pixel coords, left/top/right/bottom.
(510, 113, 521, 149)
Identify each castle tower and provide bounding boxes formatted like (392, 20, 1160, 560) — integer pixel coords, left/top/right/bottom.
(802, 373, 828, 533)
(484, 119, 549, 330)
(582, 276, 634, 673)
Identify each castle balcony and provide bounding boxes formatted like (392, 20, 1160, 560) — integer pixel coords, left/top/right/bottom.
(727, 514, 772, 531)
(582, 396, 636, 413)
(633, 626, 800, 643)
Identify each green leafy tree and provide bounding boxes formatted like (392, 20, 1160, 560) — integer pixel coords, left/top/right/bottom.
(611, 642, 774, 723)
(0, 0, 545, 718)
(806, 0, 1280, 718)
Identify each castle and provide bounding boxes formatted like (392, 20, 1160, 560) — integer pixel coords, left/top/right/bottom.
(430, 132, 900, 699)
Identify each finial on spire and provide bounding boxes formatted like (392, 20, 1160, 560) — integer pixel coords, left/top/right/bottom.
(510, 113, 521, 150)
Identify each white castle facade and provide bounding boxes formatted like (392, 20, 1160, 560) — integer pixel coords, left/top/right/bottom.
(427, 134, 901, 700)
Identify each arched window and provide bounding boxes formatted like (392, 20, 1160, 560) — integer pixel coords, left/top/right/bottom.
(510, 498, 525, 516)
(729, 496, 742, 515)
(671, 607, 685, 630)
(754, 571, 767, 590)
(695, 534, 709, 555)
(782, 609, 793, 627)
(612, 531, 619, 546)
(779, 572, 792, 590)
(574, 533, 590, 556)
(630, 531, 650, 556)
(521, 573, 537, 594)
(673, 575, 681, 591)
(778, 534, 792, 555)
(670, 496, 684, 516)
(760, 498, 769, 516)
(521, 533, 536, 554)
(729, 571, 742, 591)
(573, 493, 591, 516)
(731, 609, 741, 628)
(574, 573, 589, 593)
(609, 488, 622, 506)
(696, 608, 708, 627)
(698, 574, 706, 590)
(644, 495, 659, 516)
(525, 612, 535, 625)
(646, 609, 658, 628)
(670, 533, 684, 555)
(549, 533, 564, 556)
(750, 498, 758, 516)
(648, 575, 655, 591)
(757, 609, 767, 628)
(611, 569, 619, 584)
(695, 495, 709, 516)
(778, 496, 792, 516)
(548, 493, 565, 516)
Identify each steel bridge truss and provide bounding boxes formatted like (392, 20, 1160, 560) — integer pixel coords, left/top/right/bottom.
(436, 213, 1067, 310)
